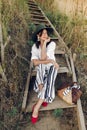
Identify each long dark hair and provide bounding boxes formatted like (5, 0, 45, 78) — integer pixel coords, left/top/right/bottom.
(35, 29, 51, 48)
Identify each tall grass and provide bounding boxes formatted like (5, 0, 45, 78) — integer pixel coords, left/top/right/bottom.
(0, 1, 30, 129)
(1, 0, 30, 42)
(36, 0, 87, 58)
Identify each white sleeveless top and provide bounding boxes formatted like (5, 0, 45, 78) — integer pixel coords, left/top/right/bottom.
(31, 41, 56, 61)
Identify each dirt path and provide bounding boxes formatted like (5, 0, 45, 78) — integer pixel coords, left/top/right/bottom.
(21, 110, 78, 130)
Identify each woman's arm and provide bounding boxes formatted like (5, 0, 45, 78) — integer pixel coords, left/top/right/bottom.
(41, 37, 51, 60)
(41, 42, 47, 60)
(32, 59, 54, 66)
(32, 59, 59, 70)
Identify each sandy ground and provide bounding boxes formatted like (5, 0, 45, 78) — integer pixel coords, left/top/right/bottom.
(21, 110, 78, 130)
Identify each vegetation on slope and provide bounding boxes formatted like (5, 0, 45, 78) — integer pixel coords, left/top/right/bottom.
(0, 0, 31, 129)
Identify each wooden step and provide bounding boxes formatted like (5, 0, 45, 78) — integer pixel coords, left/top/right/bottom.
(28, 0, 37, 5)
(30, 14, 46, 19)
(55, 50, 65, 55)
(31, 67, 69, 77)
(51, 37, 59, 40)
(28, 3, 38, 8)
(30, 11, 43, 16)
(28, 3, 38, 7)
(31, 21, 50, 26)
(29, 5, 39, 9)
(51, 37, 59, 42)
(29, 0, 35, 2)
(26, 91, 76, 113)
(29, 7, 41, 12)
(29, 10, 42, 15)
(31, 18, 49, 23)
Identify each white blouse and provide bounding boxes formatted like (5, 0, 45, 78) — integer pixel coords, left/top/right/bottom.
(31, 41, 56, 61)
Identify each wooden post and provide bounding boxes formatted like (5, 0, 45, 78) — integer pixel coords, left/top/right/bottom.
(0, 9, 7, 82)
(70, 53, 86, 130)
(65, 53, 72, 73)
(22, 62, 33, 112)
(70, 53, 77, 82)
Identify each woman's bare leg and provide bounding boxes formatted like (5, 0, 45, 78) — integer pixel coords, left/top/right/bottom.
(32, 98, 44, 117)
(32, 84, 44, 117)
(38, 84, 43, 91)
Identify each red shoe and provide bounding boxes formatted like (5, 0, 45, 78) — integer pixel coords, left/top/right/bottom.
(31, 116, 38, 124)
(31, 104, 38, 124)
(42, 102, 48, 107)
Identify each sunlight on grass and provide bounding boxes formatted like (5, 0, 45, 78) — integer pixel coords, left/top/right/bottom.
(36, 0, 87, 57)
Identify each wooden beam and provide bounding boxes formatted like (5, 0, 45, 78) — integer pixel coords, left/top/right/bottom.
(29, 7, 41, 12)
(55, 50, 65, 55)
(30, 11, 42, 15)
(31, 21, 50, 26)
(70, 53, 77, 82)
(22, 62, 33, 112)
(70, 53, 86, 130)
(77, 99, 86, 130)
(28, 4, 38, 8)
(65, 54, 72, 73)
(28, 0, 37, 5)
(26, 93, 76, 113)
(30, 14, 45, 19)
(31, 18, 49, 23)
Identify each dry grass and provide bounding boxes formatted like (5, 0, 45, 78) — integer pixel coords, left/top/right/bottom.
(1, 0, 30, 42)
(36, 0, 87, 58)
(0, 0, 31, 129)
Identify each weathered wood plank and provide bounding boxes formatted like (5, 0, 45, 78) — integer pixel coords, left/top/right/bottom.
(26, 91, 76, 113)
(30, 11, 43, 15)
(22, 62, 33, 111)
(29, 7, 41, 12)
(0, 22, 7, 82)
(28, 3, 38, 8)
(70, 53, 86, 130)
(55, 50, 65, 55)
(31, 18, 49, 23)
(77, 99, 86, 130)
(22, 72, 31, 111)
(28, 0, 36, 5)
(31, 21, 50, 26)
(30, 14, 46, 19)
(65, 54, 72, 73)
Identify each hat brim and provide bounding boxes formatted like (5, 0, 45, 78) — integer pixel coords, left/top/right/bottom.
(32, 27, 53, 42)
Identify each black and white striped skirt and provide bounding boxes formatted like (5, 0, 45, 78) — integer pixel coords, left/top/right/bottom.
(34, 64, 58, 103)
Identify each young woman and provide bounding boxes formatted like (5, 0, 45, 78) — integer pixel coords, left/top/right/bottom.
(31, 24, 59, 124)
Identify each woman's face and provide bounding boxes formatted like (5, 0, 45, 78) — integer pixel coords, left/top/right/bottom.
(38, 29, 48, 41)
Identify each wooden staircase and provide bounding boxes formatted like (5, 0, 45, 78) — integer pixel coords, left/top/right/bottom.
(21, 0, 86, 130)
(28, 0, 72, 74)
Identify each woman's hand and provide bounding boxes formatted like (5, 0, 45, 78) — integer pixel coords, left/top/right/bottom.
(53, 62, 59, 70)
(44, 37, 51, 44)
(47, 59, 59, 70)
(51, 60, 59, 70)
(40, 37, 51, 60)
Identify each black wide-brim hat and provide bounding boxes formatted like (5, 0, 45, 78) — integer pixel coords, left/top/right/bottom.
(32, 24, 53, 42)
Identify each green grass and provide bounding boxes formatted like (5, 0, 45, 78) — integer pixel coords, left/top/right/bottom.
(7, 107, 18, 118)
(53, 109, 63, 118)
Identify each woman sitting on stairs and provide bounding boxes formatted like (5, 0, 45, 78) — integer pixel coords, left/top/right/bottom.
(31, 24, 59, 124)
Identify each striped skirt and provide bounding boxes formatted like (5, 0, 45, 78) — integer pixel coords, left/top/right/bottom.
(34, 64, 58, 103)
